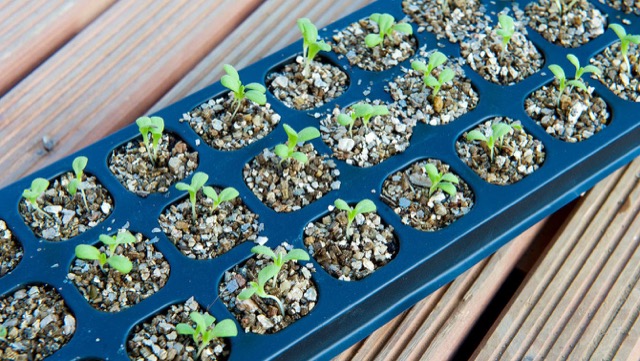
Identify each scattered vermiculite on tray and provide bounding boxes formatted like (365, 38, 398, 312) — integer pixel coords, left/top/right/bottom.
(2, 0, 639, 358)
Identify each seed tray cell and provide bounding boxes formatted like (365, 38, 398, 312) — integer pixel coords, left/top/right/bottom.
(0, 0, 639, 360)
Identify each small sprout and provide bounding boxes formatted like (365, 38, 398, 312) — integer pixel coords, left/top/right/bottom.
(495, 14, 515, 55)
(176, 311, 237, 359)
(554, 0, 578, 14)
(237, 264, 285, 315)
(411, 52, 449, 93)
(548, 54, 601, 105)
(74, 231, 137, 274)
(608, 24, 640, 75)
(202, 186, 239, 213)
(176, 172, 209, 221)
(22, 178, 51, 219)
(333, 198, 377, 238)
(220, 64, 267, 120)
(136, 116, 165, 165)
(274, 124, 320, 164)
(466, 122, 522, 161)
(250, 245, 310, 287)
(424, 164, 459, 197)
(67, 156, 89, 210)
(0, 325, 6, 341)
(297, 18, 331, 77)
(365, 13, 413, 49)
(337, 103, 389, 136)
(424, 68, 455, 97)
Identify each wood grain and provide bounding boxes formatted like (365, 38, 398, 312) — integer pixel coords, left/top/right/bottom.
(0, 0, 261, 187)
(473, 158, 640, 360)
(0, 0, 114, 96)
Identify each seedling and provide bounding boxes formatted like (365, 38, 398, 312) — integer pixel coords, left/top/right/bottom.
(220, 64, 267, 120)
(202, 186, 239, 213)
(411, 52, 449, 93)
(274, 124, 320, 164)
(548, 54, 601, 105)
(423, 67, 455, 97)
(74, 231, 137, 274)
(333, 198, 377, 238)
(609, 24, 640, 75)
(176, 311, 237, 359)
(365, 13, 413, 49)
(67, 156, 89, 210)
(424, 164, 459, 197)
(22, 177, 51, 219)
(466, 122, 522, 161)
(237, 263, 285, 315)
(337, 103, 389, 136)
(136, 116, 164, 165)
(297, 18, 331, 77)
(0, 325, 6, 341)
(176, 172, 209, 221)
(554, 0, 578, 14)
(250, 245, 310, 287)
(495, 14, 515, 57)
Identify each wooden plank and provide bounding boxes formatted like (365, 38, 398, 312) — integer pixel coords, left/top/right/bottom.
(0, 0, 114, 96)
(473, 158, 640, 360)
(0, 0, 261, 186)
(334, 220, 547, 361)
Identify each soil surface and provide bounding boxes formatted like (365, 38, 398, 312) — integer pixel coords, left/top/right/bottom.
(331, 17, 416, 71)
(304, 207, 398, 281)
(243, 144, 339, 212)
(128, 297, 230, 361)
(267, 57, 348, 110)
(456, 117, 546, 185)
(0, 285, 75, 360)
(387, 49, 478, 125)
(381, 159, 474, 231)
(68, 231, 170, 312)
(460, 19, 543, 85)
(525, 0, 606, 47)
(320, 100, 415, 167)
(19, 172, 113, 241)
(181, 93, 281, 150)
(219, 245, 317, 334)
(0, 220, 22, 277)
(109, 133, 198, 196)
(592, 42, 640, 102)
(402, 0, 489, 43)
(159, 189, 260, 260)
(525, 83, 609, 142)
(598, 0, 640, 14)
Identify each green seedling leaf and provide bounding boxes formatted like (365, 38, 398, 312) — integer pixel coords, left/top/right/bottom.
(237, 285, 257, 300)
(222, 64, 267, 119)
(175, 323, 195, 336)
(424, 163, 459, 196)
(283, 248, 310, 263)
(22, 178, 51, 218)
(251, 245, 277, 260)
(69, 156, 89, 209)
(274, 124, 319, 164)
(75, 244, 101, 261)
(202, 186, 239, 212)
(366, 13, 412, 49)
(0, 325, 6, 340)
(176, 172, 209, 220)
(107, 255, 133, 274)
(496, 14, 515, 49)
(211, 319, 238, 338)
(334, 198, 377, 237)
(298, 18, 330, 76)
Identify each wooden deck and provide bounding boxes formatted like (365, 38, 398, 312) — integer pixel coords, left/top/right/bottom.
(0, 1, 638, 360)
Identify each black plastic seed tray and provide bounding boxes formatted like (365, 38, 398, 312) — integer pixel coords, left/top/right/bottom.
(1, 0, 639, 360)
